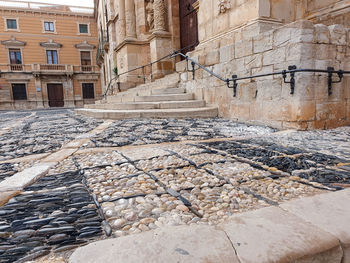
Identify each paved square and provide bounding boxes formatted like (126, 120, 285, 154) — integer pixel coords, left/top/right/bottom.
(0, 109, 349, 262)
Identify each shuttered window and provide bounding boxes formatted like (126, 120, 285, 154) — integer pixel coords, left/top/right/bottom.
(82, 83, 94, 99)
(12, 84, 27, 100)
(80, 51, 91, 65)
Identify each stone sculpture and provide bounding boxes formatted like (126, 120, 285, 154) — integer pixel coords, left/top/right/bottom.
(218, 0, 231, 13)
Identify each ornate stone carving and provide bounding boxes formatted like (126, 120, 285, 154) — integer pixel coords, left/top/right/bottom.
(74, 40, 95, 50)
(218, 0, 231, 14)
(145, 0, 154, 31)
(153, 0, 166, 32)
(40, 39, 62, 48)
(1, 36, 26, 47)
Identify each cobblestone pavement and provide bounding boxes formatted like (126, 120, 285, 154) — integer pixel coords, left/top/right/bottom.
(0, 109, 349, 262)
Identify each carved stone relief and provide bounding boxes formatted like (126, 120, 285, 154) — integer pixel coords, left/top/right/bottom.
(145, 0, 154, 31)
(218, 0, 231, 14)
(153, 0, 166, 32)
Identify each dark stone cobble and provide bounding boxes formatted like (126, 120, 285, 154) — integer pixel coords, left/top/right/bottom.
(89, 118, 276, 148)
(0, 110, 101, 161)
(202, 139, 350, 189)
(0, 171, 103, 263)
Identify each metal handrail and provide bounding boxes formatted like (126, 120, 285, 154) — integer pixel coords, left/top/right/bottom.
(227, 66, 350, 96)
(103, 45, 350, 99)
(103, 43, 201, 98)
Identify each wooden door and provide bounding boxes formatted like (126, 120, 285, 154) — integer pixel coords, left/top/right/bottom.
(179, 0, 198, 55)
(47, 84, 64, 107)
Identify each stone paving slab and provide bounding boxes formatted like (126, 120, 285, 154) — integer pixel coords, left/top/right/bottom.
(0, 162, 56, 192)
(280, 189, 350, 263)
(219, 206, 343, 263)
(70, 189, 350, 263)
(69, 225, 240, 263)
(41, 149, 78, 163)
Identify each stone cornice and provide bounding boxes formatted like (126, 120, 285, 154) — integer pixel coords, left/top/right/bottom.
(40, 39, 63, 48)
(114, 39, 149, 52)
(75, 40, 96, 50)
(1, 36, 26, 47)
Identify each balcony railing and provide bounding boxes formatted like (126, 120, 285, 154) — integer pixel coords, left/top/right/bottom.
(0, 64, 32, 72)
(38, 64, 68, 71)
(0, 64, 99, 73)
(73, 65, 99, 72)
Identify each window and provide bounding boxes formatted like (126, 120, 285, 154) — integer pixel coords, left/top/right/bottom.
(44, 21, 55, 32)
(9, 49, 22, 64)
(80, 51, 91, 71)
(46, 50, 58, 64)
(79, 24, 89, 34)
(6, 19, 17, 30)
(12, 84, 27, 100)
(82, 83, 95, 99)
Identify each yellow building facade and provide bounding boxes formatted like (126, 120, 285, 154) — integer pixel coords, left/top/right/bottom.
(0, 0, 101, 109)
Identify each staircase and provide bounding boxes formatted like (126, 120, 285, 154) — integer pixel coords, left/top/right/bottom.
(75, 73, 218, 119)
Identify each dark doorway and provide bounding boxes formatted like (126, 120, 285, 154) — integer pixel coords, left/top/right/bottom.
(179, 0, 199, 55)
(47, 84, 64, 107)
(12, 84, 27, 100)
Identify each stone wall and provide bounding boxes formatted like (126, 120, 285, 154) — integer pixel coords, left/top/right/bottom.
(179, 20, 350, 130)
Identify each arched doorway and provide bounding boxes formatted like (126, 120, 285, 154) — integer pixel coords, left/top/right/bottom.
(179, 0, 199, 55)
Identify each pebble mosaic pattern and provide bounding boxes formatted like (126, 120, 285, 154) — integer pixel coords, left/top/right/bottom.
(89, 119, 276, 147)
(65, 144, 325, 238)
(0, 171, 103, 263)
(0, 110, 101, 161)
(202, 140, 350, 189)
(1, 110, 350, 262)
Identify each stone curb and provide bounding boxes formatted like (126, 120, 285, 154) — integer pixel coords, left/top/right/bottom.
(0, 162, 56, 192)
(69, 189, 350, 263)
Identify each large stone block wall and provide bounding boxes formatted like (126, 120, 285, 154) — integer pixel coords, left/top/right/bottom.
(179, 20, 350, 130)
(196, 0, 350, 49)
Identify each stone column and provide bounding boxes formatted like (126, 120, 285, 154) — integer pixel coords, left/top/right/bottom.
(117, 0, 126, 44)
(153, 0, 167, 33)
(125, 0, 137, 40)
(34, 75, 44, 108)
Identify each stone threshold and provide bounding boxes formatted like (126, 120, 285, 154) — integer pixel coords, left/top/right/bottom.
(69, 188, 350, 263)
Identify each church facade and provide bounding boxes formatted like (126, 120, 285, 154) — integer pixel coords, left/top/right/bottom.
(96, 0, 350, 129)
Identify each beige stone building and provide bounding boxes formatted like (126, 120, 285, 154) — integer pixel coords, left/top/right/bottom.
(87, 0, 350, 129)
(0, 0, 101, 110)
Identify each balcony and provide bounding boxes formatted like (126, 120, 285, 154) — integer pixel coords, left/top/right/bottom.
(0, 64, 99, 74)
(0, 64, 32, 72)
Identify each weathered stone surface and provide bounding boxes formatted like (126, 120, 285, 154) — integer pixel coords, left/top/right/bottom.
(281, 189, 350, 263)
(328, 24, 347, 45)
(69, 225, 240, 263)
(0, 163, 54, 192)
(219, 206, 343, 263)
(315, 24, 330, 44)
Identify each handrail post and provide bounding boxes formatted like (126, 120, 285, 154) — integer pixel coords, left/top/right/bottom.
(117, 81, 121, 92)
(142, 66, 146, 84)
(327, 67, 344, 96)
(191, 61, 195, 80)
(283, 65, 296, 95)
(232, 75, 238, 97)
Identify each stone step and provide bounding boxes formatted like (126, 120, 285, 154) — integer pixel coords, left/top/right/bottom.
(75, 106, 218, 120)
(135, 93, 193, 102)
(151, 87, 185, 95)
(84, 100, 206, 110)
